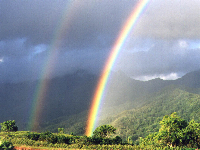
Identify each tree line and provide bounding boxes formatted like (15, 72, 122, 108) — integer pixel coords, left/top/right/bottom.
(0, 112, 199, 149)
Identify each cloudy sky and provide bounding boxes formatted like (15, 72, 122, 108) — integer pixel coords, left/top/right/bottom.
(1, 0, 200, 82)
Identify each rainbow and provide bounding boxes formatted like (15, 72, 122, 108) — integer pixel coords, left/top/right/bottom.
(85, 0, 150, 136)
(28, 1, 79, 131)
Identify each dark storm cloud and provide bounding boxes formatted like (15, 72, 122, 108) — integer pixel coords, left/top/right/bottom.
(0, 44, 110, 82)
(1, 0, 200, 82)
(1, 0, 200, 50)
(0, 0, 137, 48)
(0, 0, 63, 45)
(0, 0, 138, 82)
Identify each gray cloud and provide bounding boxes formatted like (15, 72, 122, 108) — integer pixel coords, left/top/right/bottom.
(1, 0, 200, 82)
(1, 0, 200, 46)
(0, 0, 136, 48)
(0, 46, 109, 82)
(116, 40, 200, 79)
(133, 0, 200, 39)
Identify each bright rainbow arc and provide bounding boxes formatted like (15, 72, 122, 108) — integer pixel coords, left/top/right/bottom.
(85, 0, 150, 136)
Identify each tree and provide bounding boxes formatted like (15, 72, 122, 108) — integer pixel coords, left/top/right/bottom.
(113, 136, 122, 144)
(180, 120, 200, 148)
(58, 128, 64, 134)
(157, 112, 188, 147)
(0, 141, 15, 150)
(93, 125, 116, 138)
(0, 120, 18, 132)
(139, 113, 200, 148)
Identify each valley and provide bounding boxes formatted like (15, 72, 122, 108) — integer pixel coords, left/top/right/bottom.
(1, 69, 200, 142)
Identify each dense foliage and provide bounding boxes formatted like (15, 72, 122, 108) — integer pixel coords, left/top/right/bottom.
(40, 85, 200, 141)
(0, 120, 18, 132)
(99, 87, 200, 141)
(0, 128, 123, 149)
(1, 75, 200, 149)
(93, 125, 116, 138)
(139, 113, 200, 149)
(0, 116, 199, 149)
(0, 141, 14, 150)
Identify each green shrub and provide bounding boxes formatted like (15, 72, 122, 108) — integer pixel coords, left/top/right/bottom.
(112, 136, 122, 144)
(0, 120, 18, 132)
(78, 135, 92, 145)
(0, 141, 14, 150)
(91, 136, 103, 144)
(39, 131, 57, 144)
(93, 125, 116, 138)
(57, 135, 70, 144)
(26, 132, 40, 141)
(58, 128, 64, 134)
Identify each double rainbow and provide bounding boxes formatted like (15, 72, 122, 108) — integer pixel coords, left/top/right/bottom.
(27, 0, 150, 134)
(85, 0, 150, 136)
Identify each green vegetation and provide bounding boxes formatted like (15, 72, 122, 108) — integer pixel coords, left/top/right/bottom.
(0, 141, 14, 150)
(34, 85, 200, 149)
(99, 86, 200, 141)
(0, 115, 199, 149)
(1, 72, 200, 149)
(58, 128, 64, 134)
(41, 85, 200, 139)
(0, 120, 18, 132)
(0, 130, 128, 149)
(139, 113, 200, 149)
(93, 125, 116, 138)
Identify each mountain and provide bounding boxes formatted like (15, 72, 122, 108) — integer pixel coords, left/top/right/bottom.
(0, 70, 98, 131)
(100, 86, 200, 140)
(1, 69, 200, 137)
(176, 70, 200, 88)
(42, 69, 200, 136)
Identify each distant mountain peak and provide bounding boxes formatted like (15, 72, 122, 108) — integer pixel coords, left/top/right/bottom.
(176, 69, 200, 88)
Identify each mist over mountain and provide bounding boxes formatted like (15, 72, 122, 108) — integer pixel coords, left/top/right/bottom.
(0, 70, 98, 130)
(0, 69, 200, 133)
(175, 69, 200, 88)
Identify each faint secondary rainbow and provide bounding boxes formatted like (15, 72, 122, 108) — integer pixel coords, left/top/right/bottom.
(28, 1, 79, 131)
(85, 0, 150, 136)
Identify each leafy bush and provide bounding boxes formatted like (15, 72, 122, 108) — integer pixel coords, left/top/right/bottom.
(139, 113, 200, 149)
(102, 138, 113, 145)
(0, 141, 14, 150)
(91, 136, 103, 144)
(26, 132, 40, 141)
(57, 135, 71, 144)
(58, 128, 64, 134)
(38, 131, 57, 144)
(0, 120, 18, 132)
(112, 136, 122, 144)
(93, 125, 116, 138)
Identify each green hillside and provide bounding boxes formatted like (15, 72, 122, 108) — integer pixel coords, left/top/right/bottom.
(1, 71, 200, 149)
(42, 111, 88, 135)
(41, 84, 200, 143)
(1, 69, 200, 143)
(99, 85, 200, 141)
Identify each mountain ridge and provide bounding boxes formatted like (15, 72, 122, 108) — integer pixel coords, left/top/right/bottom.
(0, 69, 200, 134)
(100, 85, 200, 140)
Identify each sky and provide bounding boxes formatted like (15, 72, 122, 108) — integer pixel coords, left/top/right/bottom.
(1, 0, 200, 82)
